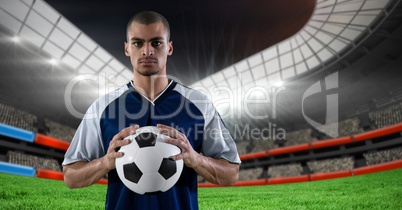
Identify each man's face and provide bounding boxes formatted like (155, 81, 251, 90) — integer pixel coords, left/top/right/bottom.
(125, 22, 173, 77)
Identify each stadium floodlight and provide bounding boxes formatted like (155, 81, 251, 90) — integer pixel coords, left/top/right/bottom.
(48, 58, 59, 65)
(11, 36, 20, 43)
(274, 80, 284, 87)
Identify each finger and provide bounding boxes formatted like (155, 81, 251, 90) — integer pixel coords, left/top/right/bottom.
(113, 151, 125, 158)
(109, 125, 138, 153)
(106, 151, 126, 170)
(170, 153, 185, 161)
(124, 124, 139, 138)
(108, 138, 131, 153)
(165, 136, 189, 149)
(114, 125, 139, 141)
(164, 136, 180, 147)
(157, 124, 179, 138)
(118, 138, 131, 147)
(156, 124, 171, 135)
(158, 125, 188, 143)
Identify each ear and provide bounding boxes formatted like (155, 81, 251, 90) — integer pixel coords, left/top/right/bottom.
(124, 42, 130, 57)
(167, 41, 173, 56)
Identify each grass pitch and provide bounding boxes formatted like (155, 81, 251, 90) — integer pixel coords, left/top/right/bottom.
(0, 169, 401, 209)
(199, 169, 402, 209)
(0, 172, 106, 209)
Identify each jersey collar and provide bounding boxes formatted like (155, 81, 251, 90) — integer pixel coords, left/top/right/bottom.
(128, 80, 176, 105)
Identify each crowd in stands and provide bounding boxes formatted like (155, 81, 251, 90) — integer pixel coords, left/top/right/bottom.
(268, 164, 303, 178)
(369, 102, 402, 129)
(2, 101, 401, 152)
(234, 102, 402, 181)
(44, 119, 76, 142)
(0, 103, 37, 132)
(0, 102, 76, 142)
(284, 128, 313, 146)
(236, 141, 249, 155)
(239, 168, 264, 181)
(307, 157, 354, 173)
(7, 151, 61, 172)
(236, 151, 402, 180)
(364, 148, 402, 165)
(1, 102, 402, 181)
(317, 117, 365, 139)
(236, 104, 402, 156)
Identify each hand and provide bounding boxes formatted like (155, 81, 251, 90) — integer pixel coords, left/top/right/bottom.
(157, 124, 200, 168)
(103, 125, 139, 170)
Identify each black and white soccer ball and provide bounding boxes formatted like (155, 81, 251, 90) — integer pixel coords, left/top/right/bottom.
(115, 126, 183, 194)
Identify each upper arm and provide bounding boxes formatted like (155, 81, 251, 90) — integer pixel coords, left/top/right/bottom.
(62, 102, 104, 166)
(201, 111, 241, 164)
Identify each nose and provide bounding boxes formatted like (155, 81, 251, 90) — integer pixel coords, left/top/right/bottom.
(142, 43, 154, 56)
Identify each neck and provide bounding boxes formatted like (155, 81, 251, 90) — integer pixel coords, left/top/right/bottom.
(133, 75, 169, 101)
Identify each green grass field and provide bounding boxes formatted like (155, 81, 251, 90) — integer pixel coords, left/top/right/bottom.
(1, 169, 401, 209)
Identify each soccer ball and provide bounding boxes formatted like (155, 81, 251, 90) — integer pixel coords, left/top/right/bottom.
(115, 126, 183, 194)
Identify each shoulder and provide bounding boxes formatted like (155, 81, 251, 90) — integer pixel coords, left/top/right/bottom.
(83, 83, 130, 119)
(172, 82, 217, 119)
(172, 82, 210, 102)
(98, 83, 130, 105)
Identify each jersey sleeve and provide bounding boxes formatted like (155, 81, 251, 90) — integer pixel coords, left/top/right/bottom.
(201, 106, 241, 164)
(62, 100, 105, 166)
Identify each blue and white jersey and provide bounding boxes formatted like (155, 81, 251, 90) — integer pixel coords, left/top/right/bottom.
(63, 80, 240, 210)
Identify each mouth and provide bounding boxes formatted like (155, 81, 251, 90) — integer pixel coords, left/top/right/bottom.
(139, 59, 157, 65)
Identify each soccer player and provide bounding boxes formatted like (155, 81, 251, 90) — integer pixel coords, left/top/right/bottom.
(62, 11, 241, 209)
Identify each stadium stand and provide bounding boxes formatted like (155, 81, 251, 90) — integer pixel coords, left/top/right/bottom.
(239, 168, 264, 181)
(364, 148, 402, 165)
(1, 101, 402, 183)
(7, 151, 61, 172)
(338, 118, 365, 136)
(0, 103, 76, 142)
(307, 157, 354, 173)
(238, 116, 370, 153)
(317, 117, 364, 139)
(268, 164, 303, 178)
(284, 128, 314, 146)
(369, 103, 402, 129)
(249, 139, 278, 153)
(234, 109, 402, 180)
(236, 141, 250, 155)
(44, 119, 76, 142)
(0, 103, 37, 132)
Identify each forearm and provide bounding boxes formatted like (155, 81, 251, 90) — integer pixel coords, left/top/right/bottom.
(63, 158, 109, 189)
(157, 124, 239, 186)
(192, 154, 239, 186)
(63, 126, 135, 189)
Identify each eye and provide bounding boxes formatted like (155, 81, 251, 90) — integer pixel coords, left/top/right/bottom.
(151, 41, 162, 47)
(133, 42, 143, 47)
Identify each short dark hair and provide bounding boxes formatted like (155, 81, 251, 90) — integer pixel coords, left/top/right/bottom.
(126, 11, 170, 41)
